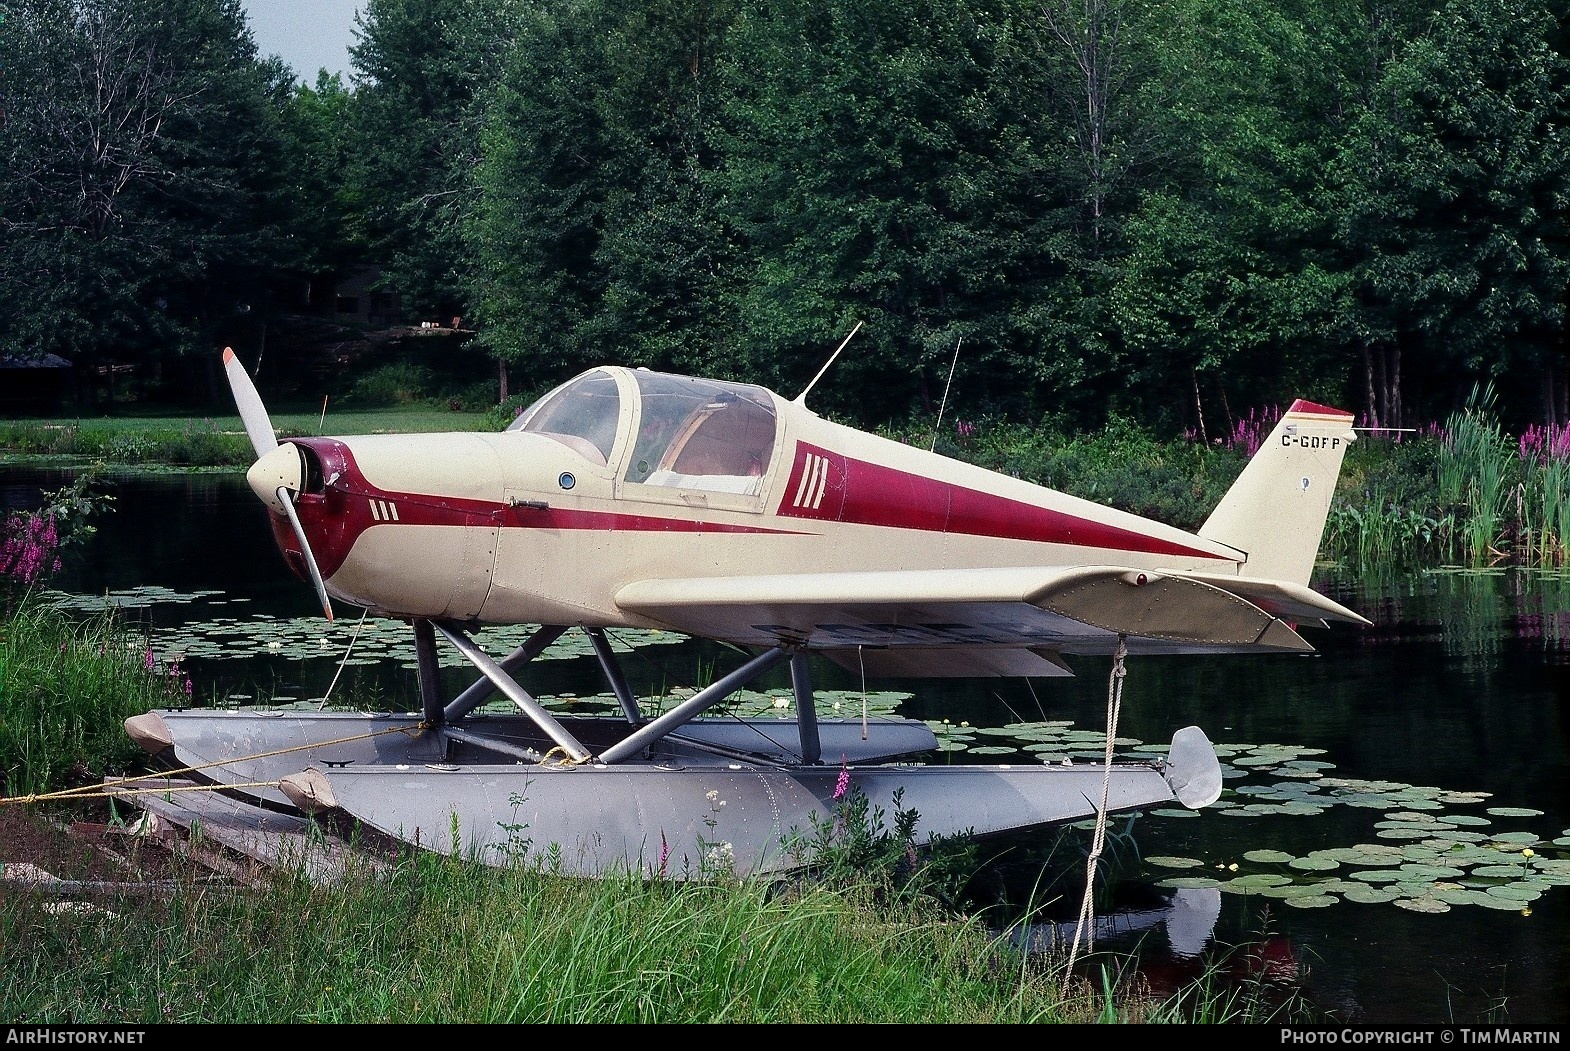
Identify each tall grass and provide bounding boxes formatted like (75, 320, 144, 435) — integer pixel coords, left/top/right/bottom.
(1437, 386, 1515, 565)
(0, 598, 165, 797)
(0, 819, 1311, 1023)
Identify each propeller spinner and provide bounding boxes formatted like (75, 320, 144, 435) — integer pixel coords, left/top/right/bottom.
(222, 347, 335, 622)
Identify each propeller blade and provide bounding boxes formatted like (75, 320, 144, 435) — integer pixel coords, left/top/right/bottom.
(222, 346, 278, 458)
(276, 485, 334, 622)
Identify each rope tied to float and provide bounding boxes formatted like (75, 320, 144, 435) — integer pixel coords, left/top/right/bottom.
(1064, 635, 1128, 984)
(0, 723, 428, 807)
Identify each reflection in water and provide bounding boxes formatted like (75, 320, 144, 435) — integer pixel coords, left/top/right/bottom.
(1009, 886, 1224, 959)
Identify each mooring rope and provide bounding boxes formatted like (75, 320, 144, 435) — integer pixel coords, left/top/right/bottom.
(1064, 635, 1128, 984)
(0, 723, 428, 807)
(317, 605, 371, 709)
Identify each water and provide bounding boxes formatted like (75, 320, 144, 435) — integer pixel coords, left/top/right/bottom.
(4, 465, 1567, 1024)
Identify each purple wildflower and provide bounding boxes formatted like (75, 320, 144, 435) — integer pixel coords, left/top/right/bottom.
(833, 761, 850, 801)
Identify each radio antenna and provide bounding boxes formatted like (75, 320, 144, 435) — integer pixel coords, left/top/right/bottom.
(930, 336, 962, 451)
(794, 321, 862, 405)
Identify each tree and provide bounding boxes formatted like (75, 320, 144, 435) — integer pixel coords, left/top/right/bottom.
(465, 0, 740, 390)
(1328, 0, 1570, 428)
(0, 0, 296, 405)
(1107, 0, 1358, 433)
(713, 0, 1091, 424)
(347, 0, 520, 324)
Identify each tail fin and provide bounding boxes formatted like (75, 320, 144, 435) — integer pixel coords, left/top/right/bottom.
(1198, 400, 1356, 586)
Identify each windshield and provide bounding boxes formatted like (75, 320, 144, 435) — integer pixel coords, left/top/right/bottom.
(506, 370, 622, 465)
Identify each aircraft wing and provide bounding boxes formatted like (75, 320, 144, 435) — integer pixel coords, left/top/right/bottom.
(615, 565, 1362, 676)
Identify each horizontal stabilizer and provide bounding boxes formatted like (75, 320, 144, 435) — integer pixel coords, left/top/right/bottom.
(1166, 571, 1370, 626)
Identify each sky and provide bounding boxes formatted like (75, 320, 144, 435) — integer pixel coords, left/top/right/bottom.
(242, 0, 364, 83)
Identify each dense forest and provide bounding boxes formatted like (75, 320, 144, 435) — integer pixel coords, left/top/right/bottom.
(2, 0, 1568, 435)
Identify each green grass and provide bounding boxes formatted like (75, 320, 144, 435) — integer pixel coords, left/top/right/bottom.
(0, 408, 496, 469)
(0, 600, 163, 798)
(0, 837, 1308, 1023)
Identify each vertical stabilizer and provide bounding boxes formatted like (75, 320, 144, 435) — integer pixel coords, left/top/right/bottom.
(1198, 400, 1356, 586)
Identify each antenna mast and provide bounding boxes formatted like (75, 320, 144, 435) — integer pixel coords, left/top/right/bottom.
(930, 337, 962, 451)
(794, 321, 863, 405)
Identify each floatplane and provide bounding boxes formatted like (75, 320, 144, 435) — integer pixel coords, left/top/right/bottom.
(124, 339, 1368, 879)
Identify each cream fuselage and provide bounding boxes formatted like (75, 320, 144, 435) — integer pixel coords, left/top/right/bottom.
(265, 383, 1243, 636)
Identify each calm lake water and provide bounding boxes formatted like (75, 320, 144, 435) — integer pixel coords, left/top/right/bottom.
(4, 464, 1567, 1025)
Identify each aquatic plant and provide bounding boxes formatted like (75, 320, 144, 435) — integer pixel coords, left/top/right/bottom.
(1437, 385, 1514, 565)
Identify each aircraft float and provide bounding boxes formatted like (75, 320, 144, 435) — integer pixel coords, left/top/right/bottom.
(125, 342, 1368, 879)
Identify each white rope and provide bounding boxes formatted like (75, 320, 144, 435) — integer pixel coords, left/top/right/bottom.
(317, 606, 370, 708)
(1064, 636, 1128, 982)
(858, 646, 868, 740)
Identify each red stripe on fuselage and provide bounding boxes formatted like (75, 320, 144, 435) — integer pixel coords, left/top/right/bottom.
(775, 443, 1222, 559)
(275, 438, 803, 582)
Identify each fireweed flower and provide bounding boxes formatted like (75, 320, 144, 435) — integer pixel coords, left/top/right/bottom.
(834, 762, 850, 801)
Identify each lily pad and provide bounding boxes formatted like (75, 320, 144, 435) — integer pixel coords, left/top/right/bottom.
(1392, 896, 1450, 913)
(1484, 884, 1543, 903)
(1242, 849, 1295, 864)
(1223, 873, 1293, 890)
(1343, 884, 1399, 904)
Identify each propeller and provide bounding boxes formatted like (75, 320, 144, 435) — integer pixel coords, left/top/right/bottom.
(222, 347, 335, 623)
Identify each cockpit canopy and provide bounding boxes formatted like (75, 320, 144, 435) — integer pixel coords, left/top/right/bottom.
(509, 368, 778, 493)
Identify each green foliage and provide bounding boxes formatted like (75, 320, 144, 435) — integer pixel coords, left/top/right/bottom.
(1438, 386, 1516, 564)
(348, 362, 436, 407)
(1326, 0, 1570, 425)
(0, 600, 160, 797)
(0, 0, 298, 403)
(348, 0, 516, 319)
(883, 413, 1245, 530)
(0, 833, 1175, 1022)
(778, 778, 978, 910)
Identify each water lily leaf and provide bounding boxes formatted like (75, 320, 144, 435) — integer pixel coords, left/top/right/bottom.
(1376, 827, 1436, 840)
(1242, 849, 1294, 864)
(1398, 864, 1466, 880)
(1484, 884, 1542, 903)
(1470, 864, 1533, 878)
(1486, 806, 1544, 818)
(1259, 883, 1330, 899)
(1488, 832, 1542, 847)
(1392, 896, 1450, 913)
(1283, 894, 1337, 908)
(1343, 884, 1399, 904)
(1146, 856, 1206, 869)
(1224, 873, 1293, 890)
(1155, 877, 1223, 889)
